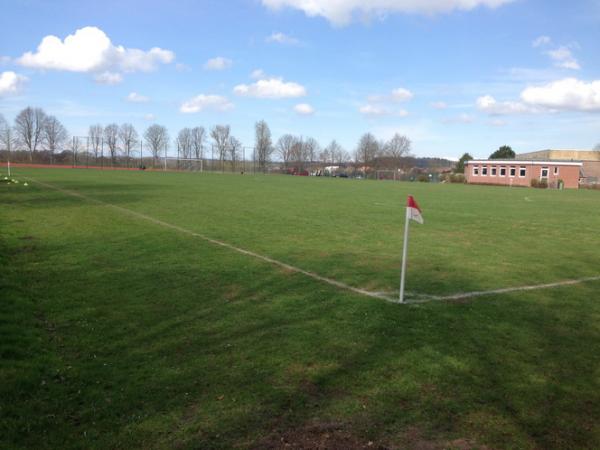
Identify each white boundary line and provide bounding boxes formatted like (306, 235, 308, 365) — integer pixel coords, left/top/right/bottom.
(26, 178, 396, 303)
(26, 177, 600, 305)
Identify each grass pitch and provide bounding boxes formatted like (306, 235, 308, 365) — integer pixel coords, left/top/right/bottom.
(2, 167, 600, 449)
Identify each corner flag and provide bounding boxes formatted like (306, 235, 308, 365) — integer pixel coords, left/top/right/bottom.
(399, 195, 424, 303)
(407, 195, 424, 224)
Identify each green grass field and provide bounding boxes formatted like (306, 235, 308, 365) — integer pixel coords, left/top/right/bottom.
(2, 167, 600, 449)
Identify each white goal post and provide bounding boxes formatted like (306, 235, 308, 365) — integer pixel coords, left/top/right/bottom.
(376, 170, 401, 181)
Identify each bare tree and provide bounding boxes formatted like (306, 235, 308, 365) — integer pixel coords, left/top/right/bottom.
(384, 133, 411, 168)
(324, 140, 343, 165)
(177, 128, 193, 159)
(228, 136, 242, 171)
(289, 137, 309, 172)
(118, 124, 138, 167)
(89, 124, 103, 160)
(144, 124, 170, 167)
(69, 136, 83, 164)
(104, 123, 119, 165)
(355, 133, 380, 174)
(42, 115, 68, 155)
(0, 114, 15, 157)
(303, 137, 320, 167)
(255, 120, 273, 173)
(191, 126, 206, 159)
(210, 125, 230, 171)
(14, 107, 46, 161)
(276, 134, 297, 170)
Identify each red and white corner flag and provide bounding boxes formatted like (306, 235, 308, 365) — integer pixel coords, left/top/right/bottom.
(407, 195, 424, 224)
(399, 195, 423, 303)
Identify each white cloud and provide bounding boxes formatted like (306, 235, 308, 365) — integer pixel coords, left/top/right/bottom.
(360, 104, 389, 116)
(532, 35, 551, 48)
(17, 26, 174, 80)
(143, 113, 156, 121)
(180, 94, 234, 113)
(521, 78, 600, 112)
(293, 103, 315, 115)
(391, 87, 413, 102)
(545, 46, 580, 70)
(359, 104, 408, 117)
(94, 71, 123, 85)
(266, 32, 301, 45)
(233, 77, 306, 98)
(489, 119, 507, 126)
(0, 71, 27, 96)
(442, 113, 474, 124)
(250, 69, 266, 79)
(126, 92, 150, 103)
(203, 57, 233, 71)
(431, 101, 447, 109)
(261, 0, 515, 25)
(476, 95, 534, 115)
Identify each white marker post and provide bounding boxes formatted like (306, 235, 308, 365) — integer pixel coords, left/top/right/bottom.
(399, 195, 424, 303)
(7, 160, 11, 178)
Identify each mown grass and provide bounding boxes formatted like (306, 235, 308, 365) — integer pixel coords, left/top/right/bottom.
(1, 168, 600, 449)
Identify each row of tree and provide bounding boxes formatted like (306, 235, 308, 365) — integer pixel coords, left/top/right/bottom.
(1, 106, 413, 172)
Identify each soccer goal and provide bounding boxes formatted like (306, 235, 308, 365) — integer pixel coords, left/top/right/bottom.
(163, 157, 205, 172)
(376, 170, 401, 181)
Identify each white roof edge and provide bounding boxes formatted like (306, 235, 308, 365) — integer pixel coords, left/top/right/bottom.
(466, 160, 583, 166)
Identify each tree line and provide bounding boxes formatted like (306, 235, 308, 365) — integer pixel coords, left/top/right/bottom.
(0, 106, 413, 173)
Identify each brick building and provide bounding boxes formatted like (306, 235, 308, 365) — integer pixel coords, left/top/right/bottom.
(464, 160, 583, 189)
(516, 149, 600, 185)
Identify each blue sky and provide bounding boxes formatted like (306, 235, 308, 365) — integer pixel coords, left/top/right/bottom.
(1, 0, 599, 159)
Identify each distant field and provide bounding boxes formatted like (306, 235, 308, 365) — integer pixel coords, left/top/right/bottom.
(2, 167, 600, 449)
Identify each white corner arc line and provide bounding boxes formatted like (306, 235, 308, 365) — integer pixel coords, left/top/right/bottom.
(26, 178, 397, 303)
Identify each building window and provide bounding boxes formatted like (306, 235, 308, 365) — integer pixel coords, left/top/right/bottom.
(491, 167, 497, 176)
(509, 166, 516, 177)
(554, 166, 559, 175)
(473, 166, 479, 176)
(482, 166, 488, 176)
(500, 167, 506, 176)
(541, 167, 549, 178)
(519, 166, 526, 177)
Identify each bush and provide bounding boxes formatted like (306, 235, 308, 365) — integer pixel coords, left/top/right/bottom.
(539, 179, 548, 189)
(530, 179, 539, 188)
(417, 174, 430, 182)
(450, 173, 465, 183)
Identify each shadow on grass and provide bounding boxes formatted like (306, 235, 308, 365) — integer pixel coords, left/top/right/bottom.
(3, 218, 600, 450)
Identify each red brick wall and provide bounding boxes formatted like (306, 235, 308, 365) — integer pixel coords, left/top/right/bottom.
(464, 162, 580, 189)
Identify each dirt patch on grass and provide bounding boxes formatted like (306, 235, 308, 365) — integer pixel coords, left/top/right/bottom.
(255, 422, 492, 450)
(254, 421, 386, 449)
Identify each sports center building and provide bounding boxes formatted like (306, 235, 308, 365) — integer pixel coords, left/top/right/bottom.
(464, 149, 600, 189)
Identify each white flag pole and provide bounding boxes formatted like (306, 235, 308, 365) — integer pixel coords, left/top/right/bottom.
(399, 206, 411, 303)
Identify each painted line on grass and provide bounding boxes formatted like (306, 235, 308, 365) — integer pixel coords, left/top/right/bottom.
(26, 177, 398, 303)
(26, 177, 600, 306)
(384, 275, 600, 303)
